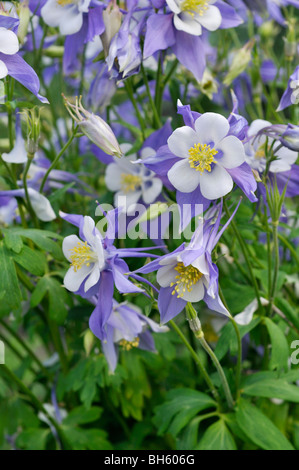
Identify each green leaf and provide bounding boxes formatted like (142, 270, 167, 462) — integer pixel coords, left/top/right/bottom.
(264, 318, 289, 372)
(12, 246, 47, 276)
(215, 317, 261, 361)
(63, 406, 103, 426)
(3, 228, 63, 260)
(242, 378, 299, 403)
(153, 388, 216, 437)
(197, 420, 237, 450)
(3, 231, 23, 253)
(236, 398, 294, 450)
(16, 428, 49, 450)
(275, 297, 299, 332)
(0, 242, 22, 317)
(30, 277, 69, 324)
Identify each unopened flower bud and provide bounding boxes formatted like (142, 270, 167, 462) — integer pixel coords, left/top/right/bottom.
(63, 95, 122, 158)
(280, 124, 299, 152)
(101, 1, 122, 57)
(21, 107, 41, 157)
(84, 330, 95, 357)
(16, 1, 31, 44)
(223, 40, 254, 86)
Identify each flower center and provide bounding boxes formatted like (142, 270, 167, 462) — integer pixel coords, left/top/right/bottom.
(170, 262, 203, 298)
(119, 338, 140, 351)
(56, 0, 73, 6)
(120, 173, 142, 193)
(188, 143, 218, 173)
(69, 241, 97, 272)
(181, 0, 209, 16)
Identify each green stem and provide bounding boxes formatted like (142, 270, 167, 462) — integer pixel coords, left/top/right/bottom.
(268, 222, 280, 315)
(154, 52, 163, 116)
(186, 304, 234, 409)
(124, 79, 146, 139)
(39, 129, 77, 193)
(23, 156, 39, 227)
(219, 287, 242, 400)
(48, 320, 68, 375)
(224, 200, 262, 311)
(140, 63, 161, 129)
(0, 319, 52, 380)
(0, 364, 72, 449)
(169, 320, 220, 403)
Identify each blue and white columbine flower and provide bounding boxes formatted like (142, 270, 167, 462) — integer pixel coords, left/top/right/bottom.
(167, 112, 246, 200)
(105, 144, 163, 212)
(245, 119, 298, 174)
(41, 0, 91, 35)
(166, 0, 222, 35)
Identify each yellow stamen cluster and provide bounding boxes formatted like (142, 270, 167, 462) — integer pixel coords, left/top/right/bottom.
(119, 337, 140, 351)
(120, 173, 142, 193)
(181, 0, 209, 17)
(57, 0, 73, 6)
(70, 241, 95, 272)
(170, 262, 203, 298)
(255, 144, 269, 160)
(188, 143, 218, 173)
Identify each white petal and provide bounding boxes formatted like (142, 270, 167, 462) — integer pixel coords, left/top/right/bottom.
(27, 188, 56, 221)
(92, 236, 105, 270)
(115, 190, 142, 212)
(191, 254, 209, 276)
(168, 159, 200, 193)
(0, 60, 8, 79)
(216, 135, 245, 169)
(174, 13, 202, 35)
(194, 113, 230, 145)
(269, 146, 298, 173)
(247, 119, 272, 138)
(62, 235, 82, 262)
(199, 164, 233, 199)
(140, 147, 155, 159)
(157, 264, 177, 288)
(197, 5, 222, 31)
(0, 28, 19, 55)
(84, 265, 100, 292)
(105, 163, 123, 191)
(82, 216, 96, 245)
(142, 178, 163, 204)
(166, 0, 181, 14)
(182, 279, 204, 302)
(2, 127, 28, 164)
(59, 9, 83, 35)
(64, 265, 93, 292)
(168, 126, 199, 158)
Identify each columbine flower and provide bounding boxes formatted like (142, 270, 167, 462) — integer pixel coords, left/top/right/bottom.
(166, 0, 222, 35)
(62, 215, 106, 294)
(41, 0, 91, 36)
(105, 144, 163, 212)
(244, 119, 298, 173)
(97, 301, 168, 372)
(167, 112, 246, 200)
(61, 208, 161, 339)
(136, 200, 240, 323)
(64, 95, 122, 158)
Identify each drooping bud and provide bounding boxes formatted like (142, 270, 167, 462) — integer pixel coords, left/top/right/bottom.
(223, 39, 254, 86)
(63, 95, 122, 158)
(84, 330, 95, 357)
(101, 1, 122, 57)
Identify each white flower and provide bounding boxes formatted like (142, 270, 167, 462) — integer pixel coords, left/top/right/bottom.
(2, 123, 27, 164)
(157, 252, 210, 302)
(62, 216, 105, 293)
(105, 144, 163, 212)
(166, 0, 222, 36)
(41, 0, 91, 36)
(245, 119, 298, 173)
(167, 112, 245, 199)
(0, 27, 19, 79)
